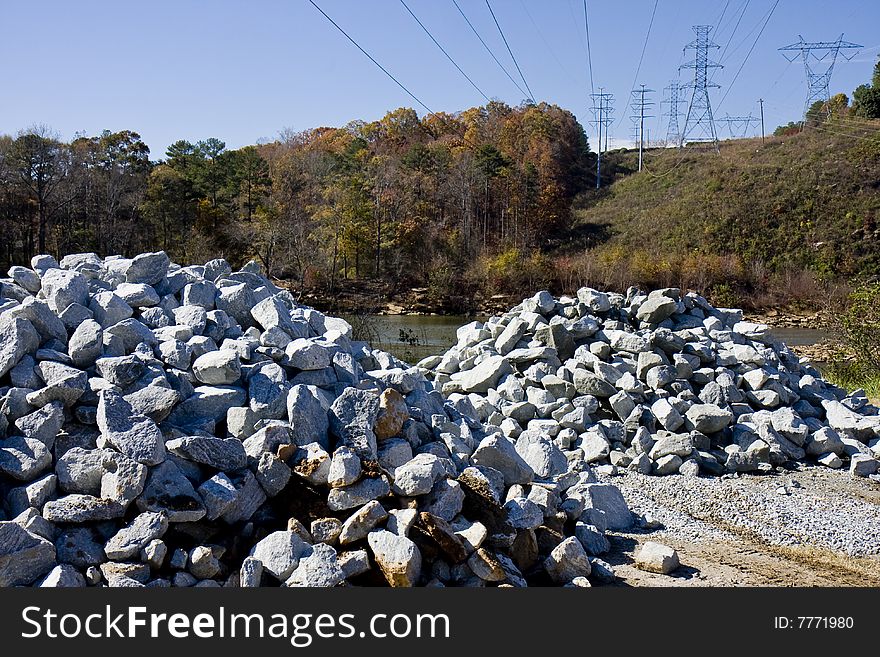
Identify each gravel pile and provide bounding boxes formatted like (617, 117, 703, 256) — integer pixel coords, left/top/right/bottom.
(421, 288, 880, 479)
(607, 468, 880, 557)
(0, 253, 630, 588)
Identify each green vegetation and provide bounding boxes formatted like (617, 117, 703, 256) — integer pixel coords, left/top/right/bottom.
(563, 111, 880, 310)
(824, 283, 880, 401)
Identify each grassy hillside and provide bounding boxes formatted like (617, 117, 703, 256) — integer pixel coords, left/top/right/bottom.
(554, 119, 880, 310)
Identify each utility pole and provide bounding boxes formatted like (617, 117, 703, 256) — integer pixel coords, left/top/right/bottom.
(629, 84, 655, 171)
(779, 35, 862, 122)
(680, 25, 722, 151)
(759, 98, 765, 143)
(590, 89, 614, 188)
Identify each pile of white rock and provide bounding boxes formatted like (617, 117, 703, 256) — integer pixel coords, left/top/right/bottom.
(420, 288, 880, 480)
(0, 253, 628, 588)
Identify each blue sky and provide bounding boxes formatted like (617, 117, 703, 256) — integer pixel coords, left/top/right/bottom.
(1, 0, 877, 156)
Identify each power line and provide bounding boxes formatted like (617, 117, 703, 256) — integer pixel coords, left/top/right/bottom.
(617, 0, 659, 128)
(714, 0, 732, 33)
(307, 0, 434, 115)
(485, 0, 535, 101)
(450, 0, 527, 99)
(583, 0, 595, 97)
(308, 0, 482, 151)
(716, 0, 780, 112)
(518, 0, 579, 87)
(719, 0, 750, 63)
(399, 0, 490, 102)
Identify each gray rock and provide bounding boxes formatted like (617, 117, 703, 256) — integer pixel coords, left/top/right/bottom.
(0, 316, 40, 378)
(104, 511, 169, 560)
(14, 401, 64, 449)
(368, 530, 421, 587)
(16, 297, 68, 343)
(100, 452, 148, 506)
(653, 453, 683, 475)
(0, 435, 52, 481)
(686, 403, 733, 433)
(169, 385, 247, 426)
(255, 452, 291, 497)
(166, 435, 246, 471)
(28, 361, 88, 407)
(339, 500, 388, 545)
(43, 494, 125, 522)
(104, 317, 158, 352)
(503, 497, 543, 530)
(239, 556, 263, 587)
(95, 354, 145, 387)
(579, 483, 633, 530)
(115, 282, 160, 307)
(158, 339, 192, 370)
(7, 474, 57, 517)
(328, 446, 362, 488)
(197, 473, 239, 520)
(635, 541, 680, 574)
(495, 317, 528, 355)
(37, 564, 86, 588)
(285, 338, 331, 370)
(136, 460, 206, 522)
(514, 432, 567, 478)
(850, 454, 879, 477)
(575, 521, 610, 554)
(55, 527, 106, 568)
(8, 265, 41, 293)
(68, 319, 103, 367)
(250, 530, 309, 581)
(192, 349, 241, 385)
(285, 543, 345, 587)
(124, 385, 180, 422)
(220, 470, 266, 524)
(544, 536, 592, 584)
(125, 251, 170, 285)
(188, 545, 220, 579)
(0, 522, 57, 586)
(89, 292, 133, 328)
(452, 355, 513, 394)
(311, 517, 343, 545)
(97, 389, 166, 466)
(392, 453, 445, 496)
(215, 283, 255, 328)
(471, 435, 534, 486)
(327, 477, 390, 512)
(806, 427, 845, 457)
(636, 295, 679, 323)
(329, 388, 380, 460)
(288, 384, 330, 450)
(573, 370, 617, 397)
(41, 268, 89, 312)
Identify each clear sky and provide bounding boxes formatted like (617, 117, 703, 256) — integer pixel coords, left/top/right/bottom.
(2, 0, 878, 157)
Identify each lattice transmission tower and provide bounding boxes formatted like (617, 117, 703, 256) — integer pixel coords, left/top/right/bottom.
(662, 81, 687, 146)
(716, 114, 760, 139)
(680, 25, 722, 151)
(590, 89, 614, 188)
(629, 85, 655, 170)
(778, 35, 862, 120)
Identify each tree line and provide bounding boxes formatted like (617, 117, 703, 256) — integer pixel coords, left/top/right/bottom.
(0, 101, 593, 301)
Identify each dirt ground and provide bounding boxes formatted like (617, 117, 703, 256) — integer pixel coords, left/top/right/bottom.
(603, 468, 880, 587)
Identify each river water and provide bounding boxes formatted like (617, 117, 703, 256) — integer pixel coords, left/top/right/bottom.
(356, 314, 830, 364)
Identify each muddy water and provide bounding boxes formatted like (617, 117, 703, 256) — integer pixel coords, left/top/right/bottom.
(359, 315, 830, 364)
